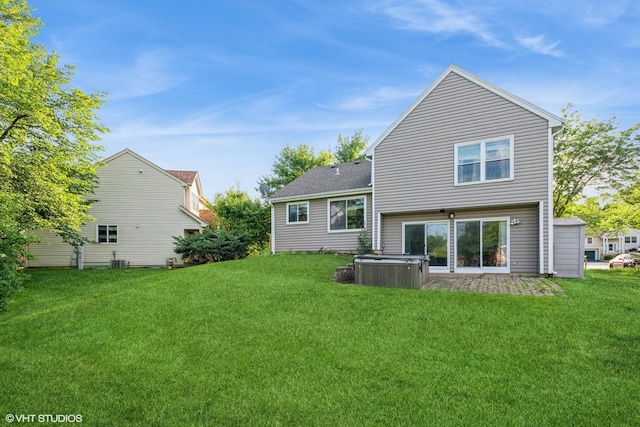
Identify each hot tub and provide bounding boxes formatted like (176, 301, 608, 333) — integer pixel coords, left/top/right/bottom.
(353, 254, 429, 289)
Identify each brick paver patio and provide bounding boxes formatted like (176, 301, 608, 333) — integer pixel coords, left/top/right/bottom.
(423, 274, 565, 296)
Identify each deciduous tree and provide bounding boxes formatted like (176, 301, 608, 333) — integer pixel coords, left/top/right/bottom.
(260, 144, 333, 195)
(553, 104, 640, 217)
(209, 185, 270, 253)
(0, 0, 107, 309)
(1, 0, 107, 234)
(333, 129, 368, 163)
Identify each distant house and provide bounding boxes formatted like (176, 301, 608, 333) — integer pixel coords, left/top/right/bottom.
(584, 227, 640, 261)
(27, 149, 212, 268)
(270, 65, 564, 275)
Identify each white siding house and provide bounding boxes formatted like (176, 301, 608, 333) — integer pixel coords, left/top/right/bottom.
(27, 149, 211, 268)
(585, 227, 640, 261)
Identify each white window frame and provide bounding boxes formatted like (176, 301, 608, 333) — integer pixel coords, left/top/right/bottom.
(453, 217, 510, 273)
(624, 236, 637, 244)
(586, 237, 593, 245)
(97, 225, 118, 244)
(454, 135, 514, 186)
(327, 195, 366, 233)
(286, 201, 309, 225)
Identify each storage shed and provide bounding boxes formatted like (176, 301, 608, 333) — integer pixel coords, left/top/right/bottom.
(553, 218, 587, 278)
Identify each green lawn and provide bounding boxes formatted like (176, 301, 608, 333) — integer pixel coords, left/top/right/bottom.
(1, 254, 639, 426)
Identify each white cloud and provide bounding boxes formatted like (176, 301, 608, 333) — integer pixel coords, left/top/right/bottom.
(375, 0, 505, 47)
(105, 49, 187, 100)
(317, 86, 420, 111)
(516, 35, 564, 57)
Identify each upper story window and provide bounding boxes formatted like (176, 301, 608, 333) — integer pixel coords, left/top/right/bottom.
(190, 192, 199, 211)
(328, 196, 365, 232)
(287, 201, 309, 224)
(625, 236, 637, 244)
(455, 136, 514, 185)
(586, 237, 593, 245)
(97, 225, 118, 243)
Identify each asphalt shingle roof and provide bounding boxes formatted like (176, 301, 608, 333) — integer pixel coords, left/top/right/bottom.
(270, 160, 371, 200)
(166, 170, 198, 184)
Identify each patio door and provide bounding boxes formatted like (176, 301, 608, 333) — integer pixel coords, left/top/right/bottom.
(403, 221, 449, 271)
(455, 218, 509, 272)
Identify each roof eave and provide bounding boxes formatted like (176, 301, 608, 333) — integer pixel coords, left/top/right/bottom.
(270, 186, 372, 203)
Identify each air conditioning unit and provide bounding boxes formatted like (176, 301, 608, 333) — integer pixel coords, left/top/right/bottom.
(110, 259, 126, 269)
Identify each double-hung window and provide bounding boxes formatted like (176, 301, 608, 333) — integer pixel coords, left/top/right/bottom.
(97, 225, 118, 243)
(328, 196, 365, 232)
(287, 201, 309, 224)
(455, 136, 514, 185)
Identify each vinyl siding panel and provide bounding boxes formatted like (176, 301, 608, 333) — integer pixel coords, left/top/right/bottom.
(380, 204, 540, 273)
(273, 194, 372, 252)
(373, 73, 551, 214)
(28, 232, 76, 267)
(28, 151, 205, 267)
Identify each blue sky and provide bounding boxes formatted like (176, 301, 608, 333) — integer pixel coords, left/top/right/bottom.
(30, 0, 640, 198)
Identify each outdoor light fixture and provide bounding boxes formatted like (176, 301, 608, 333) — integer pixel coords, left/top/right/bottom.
(449, 212, 455, 219)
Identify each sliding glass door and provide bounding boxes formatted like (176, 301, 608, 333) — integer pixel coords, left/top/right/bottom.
(455, 219, 508, 272)
(403, 222, 449, 271)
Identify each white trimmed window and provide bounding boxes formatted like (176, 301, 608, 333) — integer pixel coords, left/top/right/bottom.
(286, 201, 309, 224)
(328, 196, 366, 232)
(455, 136, 514, 185)
(586, 237, 593, 245)
(97, 225, 118, 243)
(625, 236, 637, 244)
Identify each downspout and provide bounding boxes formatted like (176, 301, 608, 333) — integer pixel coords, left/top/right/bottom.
(539, 201, 545, 275)
(369, 156, 377, 251)
(548, 124, 564, 275)
(269, 201, 275, 254)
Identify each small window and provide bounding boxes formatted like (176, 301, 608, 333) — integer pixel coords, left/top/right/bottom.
(455, 136, 514, 185)
(328, 196, 365, 232)
(97, 225, 118, 243)
(586, 237, 593, 245)
(286, 202, 309, 224)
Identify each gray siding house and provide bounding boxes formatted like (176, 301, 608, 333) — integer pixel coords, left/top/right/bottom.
(270, 65, 563, 275)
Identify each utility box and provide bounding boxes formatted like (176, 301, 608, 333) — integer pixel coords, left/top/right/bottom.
(354, 254, 429, 289)
(110, 259, 126, 269)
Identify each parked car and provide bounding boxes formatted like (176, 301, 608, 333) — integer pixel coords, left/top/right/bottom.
(609, 254, 636, 269)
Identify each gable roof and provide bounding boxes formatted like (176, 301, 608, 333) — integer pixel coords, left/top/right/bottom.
(365, 65, 563, 156)
(270, 160, 372, 202)
(166, 170, 198, 184)
(103, 149, 188, 186)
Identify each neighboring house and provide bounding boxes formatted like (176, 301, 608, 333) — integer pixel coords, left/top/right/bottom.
(27, 149, 211, 268)
(270, 65, 563, 275)
(584, 227, 640, 261)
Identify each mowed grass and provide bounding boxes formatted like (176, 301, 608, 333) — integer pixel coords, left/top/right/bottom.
(1, 254, 639, 426)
